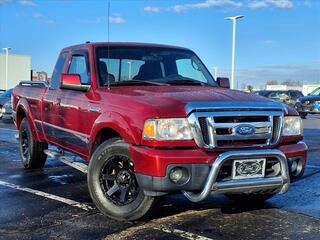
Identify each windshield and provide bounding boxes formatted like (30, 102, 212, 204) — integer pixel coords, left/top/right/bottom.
(96, 47, 217, 87)
(309, 88, 320, 96)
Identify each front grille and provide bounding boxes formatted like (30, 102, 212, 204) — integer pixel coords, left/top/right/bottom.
(187, 104, 284, 149)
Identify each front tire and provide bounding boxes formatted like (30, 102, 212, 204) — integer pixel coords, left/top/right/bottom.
(19, 118, 48, 169)
(88, 138, 154, 221)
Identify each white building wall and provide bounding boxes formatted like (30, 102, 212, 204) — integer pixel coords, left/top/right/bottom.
(0, 54, 31, 90)
(265, 84, 320, 95)
(302, 85, 320, 95)
(266, 85, 288, 90)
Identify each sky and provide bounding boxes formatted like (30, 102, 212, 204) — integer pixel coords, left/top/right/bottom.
(0, 0, 319, 88)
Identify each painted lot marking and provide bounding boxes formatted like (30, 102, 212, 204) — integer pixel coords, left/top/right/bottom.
(0, 180, 94, 211)
(306, 165, 320, 170)
(155, 227, 214, 240)
(0, 128, 18, 132)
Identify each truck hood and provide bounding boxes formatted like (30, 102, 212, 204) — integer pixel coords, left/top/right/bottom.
(105, 85, 296, 117)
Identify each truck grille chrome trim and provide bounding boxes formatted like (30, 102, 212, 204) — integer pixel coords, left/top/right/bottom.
(186, 102, 285, 149)
(182, 149, 290, 203)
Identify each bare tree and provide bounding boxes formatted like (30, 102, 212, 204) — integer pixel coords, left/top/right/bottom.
(266, 80, 278, 85)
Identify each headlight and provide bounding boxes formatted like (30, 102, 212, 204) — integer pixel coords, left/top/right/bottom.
(282, 116, 303, 136)
(143, 118, 193, 140)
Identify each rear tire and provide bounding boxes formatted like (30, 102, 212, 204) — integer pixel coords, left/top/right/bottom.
(225, 193, 275, 205)
(19, 118, 48, 169)
(88, 138, 154, 221)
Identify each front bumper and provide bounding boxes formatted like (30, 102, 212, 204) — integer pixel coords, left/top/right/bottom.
(295, 103, 320, 113)
(0, 107, 13, 120)
(1, 112, 13, 120)
(131, 142, 307, 199)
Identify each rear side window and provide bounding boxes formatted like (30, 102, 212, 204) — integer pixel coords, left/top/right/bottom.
(98, 58, 120, 85)
(69, 55, 90, 85)
(120, 59, 144, 80)
(51, 52, 68, 89)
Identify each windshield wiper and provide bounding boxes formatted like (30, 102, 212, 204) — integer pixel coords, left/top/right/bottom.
(110, 80, 168, 86)
(164, 79, 211, 86)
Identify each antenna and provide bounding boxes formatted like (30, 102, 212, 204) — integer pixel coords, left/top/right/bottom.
(107, 0, 111, 90)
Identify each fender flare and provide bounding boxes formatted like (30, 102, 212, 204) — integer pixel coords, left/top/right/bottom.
(89, 111, 140, 155)
(15, 98, 41, 142)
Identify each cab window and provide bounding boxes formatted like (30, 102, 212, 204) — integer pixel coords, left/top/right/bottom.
(69, 55, 90, 85)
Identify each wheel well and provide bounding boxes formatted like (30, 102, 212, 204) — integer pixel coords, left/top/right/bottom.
(92, 128, 121, 153)
(16, 107, 26, 128)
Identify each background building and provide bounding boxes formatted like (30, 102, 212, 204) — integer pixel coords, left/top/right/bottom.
(0, 53, 31, 90)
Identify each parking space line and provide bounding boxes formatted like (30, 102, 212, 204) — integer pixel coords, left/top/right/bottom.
(155, 227, 214, 240)
(0, 180, 94, 211)
(0, 128, 18, 132)
(306, 165, 320, 170)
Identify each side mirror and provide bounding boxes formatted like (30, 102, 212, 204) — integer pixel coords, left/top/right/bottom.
(61, 74, 90, 91)
(217, 77, 230, 89)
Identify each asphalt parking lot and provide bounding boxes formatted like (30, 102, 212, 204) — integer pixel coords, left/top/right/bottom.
(0, 116, 319, 240)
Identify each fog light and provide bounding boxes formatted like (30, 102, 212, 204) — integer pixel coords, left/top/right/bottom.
(169, 167, 189, 185)
(291, 160, 298, 172)
(288, 157, 305, 179)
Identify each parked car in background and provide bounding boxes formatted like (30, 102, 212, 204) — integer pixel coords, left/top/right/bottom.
(295, 87, 320, 118)
(255, 90, 303, 107)
(0, 100, 13, 122)
(0, 88, 13, 108)
(254, 90, 272, 97)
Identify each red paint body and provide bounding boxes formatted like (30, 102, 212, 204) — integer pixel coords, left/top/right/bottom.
(12, 42, 307, 177)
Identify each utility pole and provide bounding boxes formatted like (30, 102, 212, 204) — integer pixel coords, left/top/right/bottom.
(127, 61, 132, 80)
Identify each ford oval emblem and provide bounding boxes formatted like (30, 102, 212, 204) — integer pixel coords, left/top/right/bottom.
(235, 124, 256, 136)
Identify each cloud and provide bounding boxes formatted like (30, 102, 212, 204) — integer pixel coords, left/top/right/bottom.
(261, 39, 278, 47)
(108, 15, 126, 24)
(301, 1, 312, 7)
(94, 15, 126, 24)
(0, 0, 13, 5)
(32, 12, 54, 24)
(19, 0, 36, 7)
(248, 0, 294, 9)
(172, 0, 242, 12)
(32, 12, 43, 18)
(143, 6, 161, 13)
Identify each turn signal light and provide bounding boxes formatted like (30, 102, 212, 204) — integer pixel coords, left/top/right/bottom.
(143, 120, 156, 139)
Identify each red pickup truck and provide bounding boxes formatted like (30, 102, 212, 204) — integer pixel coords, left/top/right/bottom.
(13, 42, 307, 221)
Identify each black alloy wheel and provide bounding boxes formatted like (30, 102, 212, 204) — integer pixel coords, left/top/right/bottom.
(99, 155, 139, 206)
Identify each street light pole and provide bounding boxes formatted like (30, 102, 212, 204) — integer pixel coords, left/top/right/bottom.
(127, 61, 132, 80)
(2, 47, 11, 90)
(213, 66, 218, 79)
(224, 15, 244, 90)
